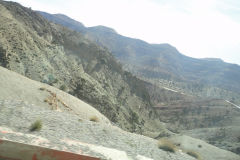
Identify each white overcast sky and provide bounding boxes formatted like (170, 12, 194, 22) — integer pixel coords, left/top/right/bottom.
(7, 0, 240, 65)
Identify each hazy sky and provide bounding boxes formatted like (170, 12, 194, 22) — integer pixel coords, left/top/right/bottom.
(7, 0, 240, 65)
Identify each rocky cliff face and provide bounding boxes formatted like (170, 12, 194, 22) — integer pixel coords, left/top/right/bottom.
(0, 0, 162, 135)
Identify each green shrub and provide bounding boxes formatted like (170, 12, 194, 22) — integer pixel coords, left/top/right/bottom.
(30, 120, 42, 131)
(39, 87, 45, 91)
(158, 139, 176, 153)
(186, 151, 201, 160)
(42, 74, 58, 85)
(60, 84, 67, 91)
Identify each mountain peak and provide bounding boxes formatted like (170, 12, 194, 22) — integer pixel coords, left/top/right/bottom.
(202, 58, 224, 62)
(88, 25, 117, 34)
(37, 11, 86, 32)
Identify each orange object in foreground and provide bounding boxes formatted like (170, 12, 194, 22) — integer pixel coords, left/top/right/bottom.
(0, 139, 100, 160)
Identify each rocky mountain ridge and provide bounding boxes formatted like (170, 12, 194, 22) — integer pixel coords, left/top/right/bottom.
(0, 0, 240, 158)
(38, 11, 240, 105)
(36, 10, 240, 155)
(0, 0, 159, 135)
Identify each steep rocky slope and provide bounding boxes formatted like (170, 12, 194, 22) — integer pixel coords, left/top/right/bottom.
(0, 66, 190, 160)
(146, 82, 240, 154)
(37, 11, 240, 155)
(38, 11, 240, 105)
(0, 66, 110, 123)
(1, 102, 239, 160)
(0, 0, 165, 136)
(85, 29, 240, 102)
(0, 66, 239, 160)
(1, 1, 239, 157)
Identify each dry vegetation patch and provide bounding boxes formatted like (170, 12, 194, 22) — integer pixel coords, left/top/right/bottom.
(158, 139, 177, 153)
(186, 150, 201, 160)
(39, 87, 72, 111)
(89, 116, 99, 122)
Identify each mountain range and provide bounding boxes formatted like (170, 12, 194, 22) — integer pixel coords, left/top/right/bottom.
(38, 11, 240, 104)
(0, 0, 240, 159)
(0, 0, 162, 135)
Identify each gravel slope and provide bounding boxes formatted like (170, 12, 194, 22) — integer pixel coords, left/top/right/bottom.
(0, 66, 194, 159)
(0, 66, 110, 123)
(0, 66, 239, 160)
(0, 99, 194, 160)
(168, 135, 240, 160)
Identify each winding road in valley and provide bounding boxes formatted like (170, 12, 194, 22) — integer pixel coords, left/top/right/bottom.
(225, 100, 240, 109)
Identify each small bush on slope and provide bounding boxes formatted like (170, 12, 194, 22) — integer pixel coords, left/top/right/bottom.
(30, 120, 42, 131)
(158, 139, 177, 153)
(186, 150, 201, 160)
